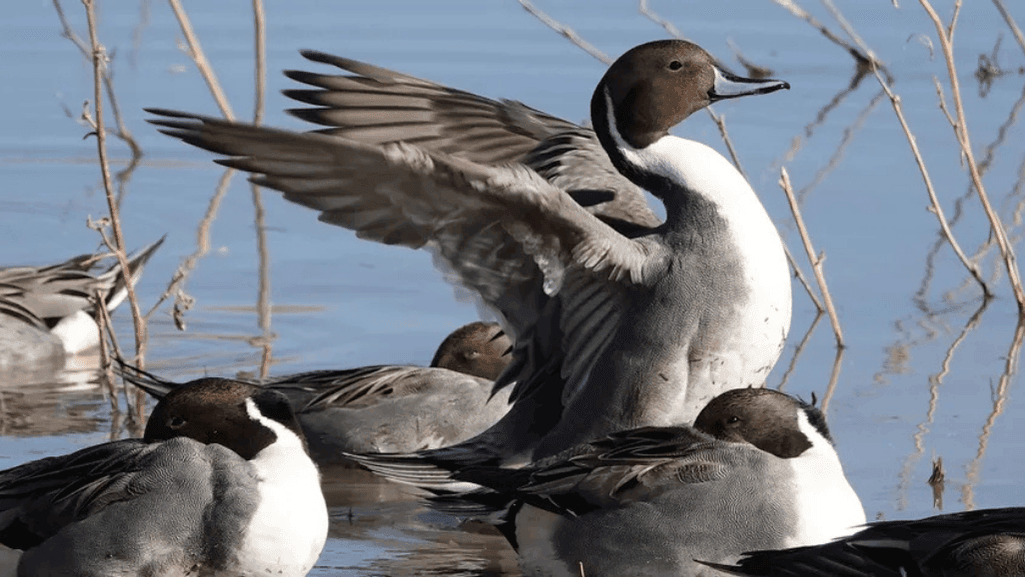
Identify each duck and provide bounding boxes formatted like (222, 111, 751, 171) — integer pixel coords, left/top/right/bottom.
(372, 388, 865, 577)
(0, 238, 164, 369)
(119, 321, 515, 462)
(702, 507, 1025, 577)
(0, 377, 328, 577)
(147, 39, 792, 468)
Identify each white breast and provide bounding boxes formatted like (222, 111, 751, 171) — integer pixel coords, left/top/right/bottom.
(640, 136, 792, 386)
(238, 402, 328, 576)
(785, 412, 866, 547)
(606, 93, 792, 389)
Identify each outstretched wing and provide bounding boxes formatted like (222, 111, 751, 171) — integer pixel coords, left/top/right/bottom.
(277, 53, 663, 405)
(283, 50, 580, 164)
(148, 109, 658, 400)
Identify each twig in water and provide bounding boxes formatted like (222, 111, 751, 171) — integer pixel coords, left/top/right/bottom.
(251, 184, 274, 379)
(795, 88, 884, 204)
(517, 0, 611, 65)
(53, 0, 142, 159)
(871, 64, 991, 298)
(705, 108, 749, 180)
(94, 285, 144, 428)
(637, 0, 685, 40)
(168, 0, 234, 120)
(992, 0, 1025, 58)
(251, 0, 266, 124)
(726, 38, 774, 79)
(821, 346, 845, 414)
(961, 318, 1024, 510)
(250, 0, 273, 379)
(820, 0, 886, 75)
(93, 290, 119, 413)
(784, 244, 823, 312)
(779, 168, 844, 348)
(145, 170, 234, 326)
(776, 311, 823, 391)
(81, 0, 149, 370)
(769, 0, 883, 74)
(920, 0, 1025, 314)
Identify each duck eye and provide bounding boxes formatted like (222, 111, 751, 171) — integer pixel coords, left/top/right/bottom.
(668, 60, 683, 71)
(168, 416, 187, 429)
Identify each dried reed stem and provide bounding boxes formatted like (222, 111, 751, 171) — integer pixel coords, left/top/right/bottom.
(517, 0, 611, 64)
(82, 0, 148, 368)
(53, 0, 142, 159)
(776, 311, 822, 391)
(167, 0, 234, 120)
(769, 0, 882, 71)
(962, 317, 1024, 510)
(145, 170, 233, 321)
(819, 345, 845, 414)
(252, 185, 274, 379)
(784, 244, 823, 311)
(705, 109, 749, 181)
(637, 0, 685, 40)
(251, 0, 273, 378)
(252, 0, 266, 124)
(872, 67, 990, 297)
(779, 167, 844, 348)
(820, 0, 884, 71)
(93, 290, 119, 413)
(920, 0, 1025, 314)
(992, 0, 1025, 57)
(93, 285, 144, 423)
(796, 89, 884, 203)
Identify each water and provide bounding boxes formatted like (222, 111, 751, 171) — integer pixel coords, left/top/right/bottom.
(2, 0, 1025, 574)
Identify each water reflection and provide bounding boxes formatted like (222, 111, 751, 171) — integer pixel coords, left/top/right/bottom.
(0, 379, 105, 437)
(319, 466, 519, 577)
(3, 0, 1025, 574)
(0, 358, 108, 438)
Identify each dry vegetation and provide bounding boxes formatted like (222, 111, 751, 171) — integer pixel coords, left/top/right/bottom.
(57, 0, 1025, 475)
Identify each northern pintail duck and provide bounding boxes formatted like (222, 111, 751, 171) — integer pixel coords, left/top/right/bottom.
(704, 507, 1025, 577)
(0, 238, 164, 369)
(121, 321, 514, 461)
(369, 388, 865, 577)
(148, 39, 792, 466)
(0, 377, 327, 577)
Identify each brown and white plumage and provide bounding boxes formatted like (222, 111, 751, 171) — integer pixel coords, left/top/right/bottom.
(121, 322, 515, 460)
(149, 40, 792, 469)
(0, 238, 163, 368)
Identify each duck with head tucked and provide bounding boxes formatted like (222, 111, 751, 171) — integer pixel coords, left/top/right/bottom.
(389, 388, 866, 577)
(0, 238, 163, 370)
(121, 321, 514, 462)
(0, 377, 328, 577)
